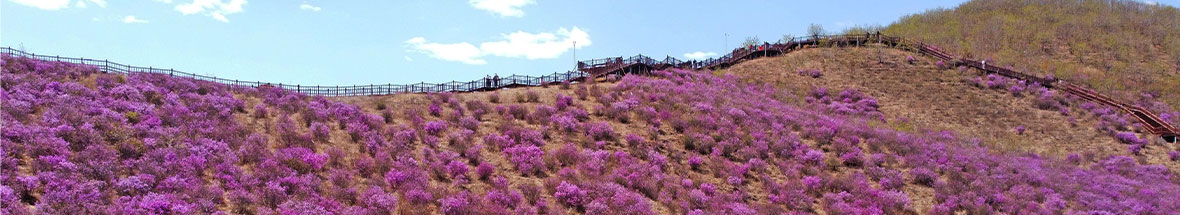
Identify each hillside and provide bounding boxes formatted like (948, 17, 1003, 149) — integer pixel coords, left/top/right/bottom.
(5, 51, 1180, 214)
(885, 0, 1180, 111)
(721, 46, 1180, 172)
(4, 1, 1180, 214)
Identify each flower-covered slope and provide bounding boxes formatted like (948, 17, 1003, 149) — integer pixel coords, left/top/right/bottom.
(725, 47, 1180, 172)
(2, 55, 1179, 214)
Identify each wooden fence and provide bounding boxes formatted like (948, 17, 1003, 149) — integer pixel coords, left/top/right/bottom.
(0, 47, 589, 96)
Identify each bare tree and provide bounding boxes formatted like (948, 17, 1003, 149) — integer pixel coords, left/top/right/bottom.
(808, 23, 825, 39)
(780, 34, 795, 43)
(742, 36, 760, 48)
(841, 24, 885, 35)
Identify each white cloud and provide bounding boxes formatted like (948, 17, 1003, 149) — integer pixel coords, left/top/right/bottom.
(299, 3, 320, 11)
(175, 0, 247, 22)
(86, 0, 106, 7)
(11, 0, 103, 10)
(10, 0, 70, 10)
(405, 37, 486, 65)
(683, 51, 717, 60)
(123, 15, 149, 24)
(405, 27, 590, 65)
(404, 56, 414, 62)
(481, 27, 589, 59)
(469, 0, 534, 17)
(74, 0, 105, 8)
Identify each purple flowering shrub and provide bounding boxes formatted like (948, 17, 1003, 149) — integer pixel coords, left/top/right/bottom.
(549, 114, 581, 132)
(972, 73, 1012, 90)
(1, 56, 420, 213)
(611, 69, 1180, 214)
(439, 191, 471, 215)
(4, 56, 1178, 214)
(796, 68, 822, 78)
(504, 144, 545, 175)
(1114, 131, 1146, 145)
(805, 87, 883, 119)
(554, 181, 586, 207)
(584, 121, 615, 141)
(965, 71, 1172, 155)
(424, 120, 448, 135)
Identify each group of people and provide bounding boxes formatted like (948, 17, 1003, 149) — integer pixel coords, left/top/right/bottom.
(484, 74, 501, 89)
(864, 31, 882, 40)
(744, 43, 771, 51)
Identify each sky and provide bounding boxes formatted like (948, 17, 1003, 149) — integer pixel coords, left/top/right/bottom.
(2, 0, 1174, 86)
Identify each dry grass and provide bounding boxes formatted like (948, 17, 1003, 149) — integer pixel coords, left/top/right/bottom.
(331, 82, 692, 214)
(885, 0, 1180, 108)
(305, 47, 1178, 214)
(328, 81, 815, 214)
(722, 46, 1180, 212)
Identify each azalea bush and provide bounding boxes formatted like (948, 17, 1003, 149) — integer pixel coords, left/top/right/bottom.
(3, 56, 1178, 214)
(796, 68, 822, 78)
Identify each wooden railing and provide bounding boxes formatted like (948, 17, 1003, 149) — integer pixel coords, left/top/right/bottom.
(573, 33, 1177, 140)
(0, 47, 589, 97)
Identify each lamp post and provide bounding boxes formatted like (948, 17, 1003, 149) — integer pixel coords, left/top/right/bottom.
(568, 40, 573, 69)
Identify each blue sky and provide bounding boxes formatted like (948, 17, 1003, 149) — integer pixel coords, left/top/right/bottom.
(3, 0, 1172, 86)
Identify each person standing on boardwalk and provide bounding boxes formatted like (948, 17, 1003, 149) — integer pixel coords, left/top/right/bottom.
(485, 75, 492, 89)
(493, 74, 500, 87)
